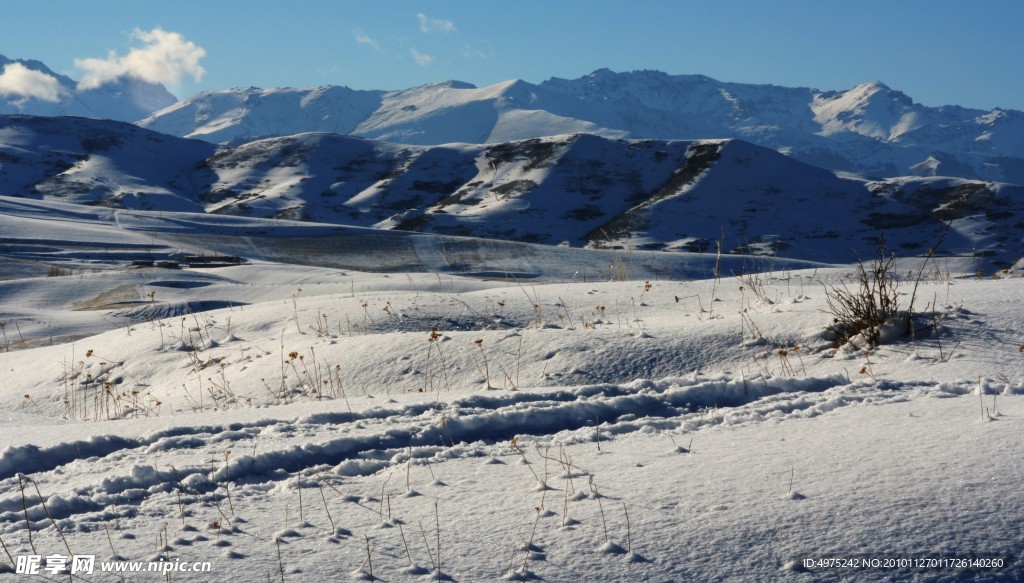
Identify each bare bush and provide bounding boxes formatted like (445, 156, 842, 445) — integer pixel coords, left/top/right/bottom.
(822, 237, 904, 347)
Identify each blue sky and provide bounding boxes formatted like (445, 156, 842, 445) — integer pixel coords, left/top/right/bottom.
(2, 0, 1022, 110)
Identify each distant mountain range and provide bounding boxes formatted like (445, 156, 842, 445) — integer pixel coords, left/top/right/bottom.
(136, 69, 1024, 183)
(3, 54, 1021, 183)
(3, 114, 1021, 269)
(0, 53, 177, 123)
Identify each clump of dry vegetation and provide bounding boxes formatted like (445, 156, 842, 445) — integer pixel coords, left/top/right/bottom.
(822, 238, 904, 347)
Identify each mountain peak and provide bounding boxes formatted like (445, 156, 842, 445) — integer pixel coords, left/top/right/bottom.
(428, 80, 476, 90)
(842, 80, 914, 108)
(857, 80, 891, 91)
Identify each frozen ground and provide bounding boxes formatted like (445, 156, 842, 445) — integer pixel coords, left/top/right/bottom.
(0, 246, 1022, 581)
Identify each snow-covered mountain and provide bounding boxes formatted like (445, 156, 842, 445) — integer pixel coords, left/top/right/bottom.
(4, 114, 1022, 270)
(136, 85, 385, 146)
(0, 115, 215, 211)
(138, 69, 1024, 182)
(0, 53, 177, 122)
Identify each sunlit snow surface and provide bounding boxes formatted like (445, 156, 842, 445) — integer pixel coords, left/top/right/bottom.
(0, 235, 1019, 577)
(0, 203, 1023, 581)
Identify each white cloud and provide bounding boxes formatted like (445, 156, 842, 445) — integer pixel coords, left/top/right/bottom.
(0, 63, 63, 102)
(353, 28, 382, 52)
(74, 28, 206, 89)
(410, 48, 435, 66)
(462, 46, 489, 60)
(417, 13, 456, 34)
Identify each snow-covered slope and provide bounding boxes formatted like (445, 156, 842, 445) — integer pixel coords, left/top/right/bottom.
(137, 85, 385, 145)
(4, 116, 1023, 270)
(0, 115, 216, 211)
(0, 53, 177, 122)
(138, 69, 1024, 182)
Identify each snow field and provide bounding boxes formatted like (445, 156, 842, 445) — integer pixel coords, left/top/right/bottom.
(0, 377, 1019, 581)
(0, 264, 1022, 580)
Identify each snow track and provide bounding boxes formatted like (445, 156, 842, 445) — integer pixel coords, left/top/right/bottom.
(0, 373, 989, 531)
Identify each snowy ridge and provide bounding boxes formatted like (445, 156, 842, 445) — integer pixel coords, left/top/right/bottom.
(137, 85, 385, 145)
(0, 115, 216, 211)
(139, 68, 1024, 182)
(5, 116, 1022, 270)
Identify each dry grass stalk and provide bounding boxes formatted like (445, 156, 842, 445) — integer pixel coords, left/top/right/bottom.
(17, 474, 37, 554)
(979, 376, 986, 420)
(31, 479, 72, 558)
(398, 520, 415, 567)
(418, 521, 436, 571)
(623, 503, 632, 553)
(473, 339, 492, 389)
(318, 485, 335, 534)
(440, 416, 456, 447)
(0, 534, 14, 569)
(276, 538, 285, 583)
(365, 535, 375, 581)
(522, 506, 541, 573)
(105, 525, 127, 583)
(509, 438, 540, 484)
(297, 465, 304, 523)
(435, 501, 442, 582)
(594, 483, 609, 543)
(224, 450, 235, 516)
(378, 473, 393, 522)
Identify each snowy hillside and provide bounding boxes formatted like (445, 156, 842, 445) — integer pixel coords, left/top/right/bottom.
(0, 213, 1021, 579)
(0, 115, 216, 211)
(0, 54, 177, 123)
(5, 116, 1022, 271)
(137, 85, 385, 146)
(138, 69, 1024, 182)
